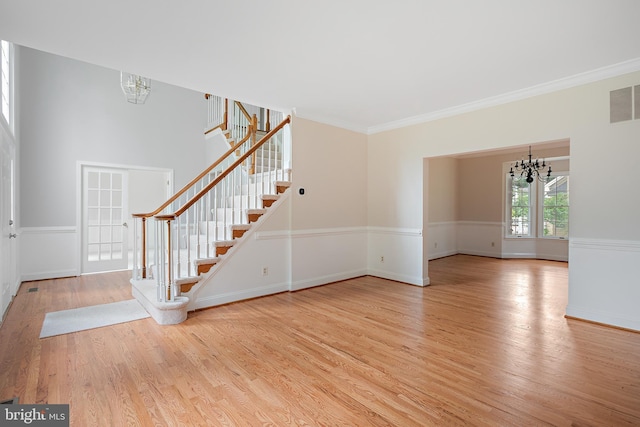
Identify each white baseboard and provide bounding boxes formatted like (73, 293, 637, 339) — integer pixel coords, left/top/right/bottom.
(367, 268, 428, 287)
(291, 269, 368, 291)
(191, 282, 290, 310)
(21, 270, 79, 282)
(566, 304, 640, 332)
(428, 249, 458, 260)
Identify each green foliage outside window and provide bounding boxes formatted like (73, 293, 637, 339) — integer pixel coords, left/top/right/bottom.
(543, 178, 569, 237)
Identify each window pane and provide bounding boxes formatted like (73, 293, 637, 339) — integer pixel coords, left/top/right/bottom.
(509, 176, 532, 236)
(542, 175, 569, 238)
(1, 40, 10, 125)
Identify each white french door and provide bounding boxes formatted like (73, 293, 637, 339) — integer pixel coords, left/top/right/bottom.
(82, 166, 129, 273)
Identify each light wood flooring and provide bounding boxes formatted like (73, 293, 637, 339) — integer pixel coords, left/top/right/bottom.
(1, 255, 639, 426)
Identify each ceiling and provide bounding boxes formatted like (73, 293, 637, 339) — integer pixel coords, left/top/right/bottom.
(2, 1, 640, 134)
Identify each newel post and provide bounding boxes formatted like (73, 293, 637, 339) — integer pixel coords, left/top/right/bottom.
(155, 215, 177, 302)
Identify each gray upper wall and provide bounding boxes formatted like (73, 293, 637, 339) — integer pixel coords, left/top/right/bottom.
(18, 46, 208, 227)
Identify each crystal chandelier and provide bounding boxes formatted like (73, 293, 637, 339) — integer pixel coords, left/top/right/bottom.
(120, 72, 151, 104)
(509, 146, 552, 183)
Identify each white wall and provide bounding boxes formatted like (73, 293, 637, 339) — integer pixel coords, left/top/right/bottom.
(368, 71, 640, 330)
(17, 46, 209, 280)
(19, 46, 207, 227)
(290, 117, 369, 289)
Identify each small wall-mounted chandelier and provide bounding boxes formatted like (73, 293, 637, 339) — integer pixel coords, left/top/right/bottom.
(509, 146, 552, 183)
(120, 72, 151, 104)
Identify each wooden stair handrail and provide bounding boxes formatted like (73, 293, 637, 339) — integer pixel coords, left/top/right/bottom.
(132, 134, 244, 220)
(134, 102, 259, 220)
(204, 122, 225, 136)
(235, 101, 252, 122)
(156, 115, 290, 221)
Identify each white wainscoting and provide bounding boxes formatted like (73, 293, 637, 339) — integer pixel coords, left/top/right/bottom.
(566, 238, 640, 331)
(428, 221, 569, 261)
(291, 227, 368, 291)
(190, 193, 294, 310)
(189, 229, 292, 310)
(192, 225, 371, 309)
(456, 221, 503, 258)
(20, 227, 79, 281)
(427, 222, 458, 260)
(367, 226, 426, 286)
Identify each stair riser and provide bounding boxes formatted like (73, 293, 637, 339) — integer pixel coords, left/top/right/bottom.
(232, 229, 248, 239)
(216, 245, 232, 256)
(247, 213, 264, 223)
(196, 263, 217, 275)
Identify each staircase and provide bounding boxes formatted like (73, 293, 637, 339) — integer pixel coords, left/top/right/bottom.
(131, 104, 291, 324)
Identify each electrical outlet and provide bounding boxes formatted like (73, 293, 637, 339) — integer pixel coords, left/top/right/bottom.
(434, 242, 438, 248)
(491, 242, 495, 247)
(380, 256, 384, 263)
(262, 266, 268, 276)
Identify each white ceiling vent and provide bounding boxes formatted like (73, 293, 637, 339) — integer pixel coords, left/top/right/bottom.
(610, 87, 632, 123)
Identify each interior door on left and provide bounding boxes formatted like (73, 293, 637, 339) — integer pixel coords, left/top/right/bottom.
(0, 132, 16, 317)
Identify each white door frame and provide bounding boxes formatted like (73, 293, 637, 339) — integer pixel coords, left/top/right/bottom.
(76, 161, 173, 274)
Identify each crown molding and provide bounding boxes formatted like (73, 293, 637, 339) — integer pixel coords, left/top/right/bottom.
(367, 57, 640, 135)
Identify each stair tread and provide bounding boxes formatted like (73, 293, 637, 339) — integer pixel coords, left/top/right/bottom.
(175, 276, 200, 285)
(230, 224, 252, 230)
(261, 194, 280, 200)
(194, 257, 221, 265)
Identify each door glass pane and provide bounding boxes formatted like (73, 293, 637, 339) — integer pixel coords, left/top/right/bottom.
(100, 172, 111, 189)
(112, 190, 122, 207)
(88, 171, 99, 188)
(100, 244, 111, 260)
(88, 208, 99, 225)
(112, 243, 123, 260)
(88, 244, 99, 261)
(100, 190, 111, 206)
(112, 227, 122, 242)
(100, 208, 111, 224)
(88, 189, 99, 206)
(88, 226, 100, 244)
(101, 226, 111, 242)
(112, 173, 122, 190)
